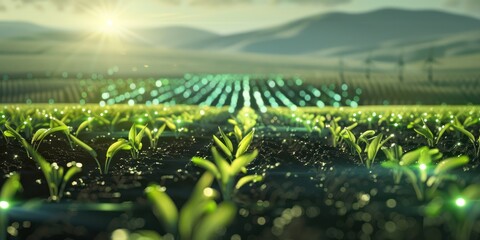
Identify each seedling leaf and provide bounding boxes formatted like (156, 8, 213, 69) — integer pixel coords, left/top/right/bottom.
(235, 175, 263, 189)
(236, 129, 254, 158)
(192, 157, 221, 179)
(192, 202, 236, 240)
(145, 185, 178, 233)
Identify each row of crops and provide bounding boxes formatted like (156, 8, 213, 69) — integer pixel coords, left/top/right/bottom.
(2, 73, 480, 107)
(1, 104, 480, 239)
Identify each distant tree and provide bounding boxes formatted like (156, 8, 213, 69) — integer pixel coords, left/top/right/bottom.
(397, 54, 405, 82)
(364, 54, 374, 80)
(425, 48, 439, 84)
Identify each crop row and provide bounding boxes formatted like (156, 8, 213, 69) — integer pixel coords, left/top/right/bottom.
(1, 104, 480, 239)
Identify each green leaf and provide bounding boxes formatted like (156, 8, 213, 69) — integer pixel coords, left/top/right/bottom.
(402, 167, 423, 200)
(218, 127, 233, 153)
(106, 139, 131, 159)
(451, 124, 475, 143)
(213, 135, 232, 159)
(434, 156, 469, 175)
(76, 118, 93, 136)
(192, 202, 236, 240)
(192, 157, 221, 179)
(180, 199, 217, 240)
(228, 118, 238, 126)
(145, 184, 178, 233)
(233, 125, 242, 143)
(3, 130, 15, 138)
(235, 129, 254, 158)
(381, 161, 400, 169)
(435, 123, 451, 144)
(137, 125, 152, 147)
(462, 184, 480, 199)
(367, 134, 383, 161)
(129, 230, 164, 240)
(128, 124, 137, 144)
(154, 124, 166, 141)
(345, 122, 358, 131)
(400, 147, 428, 166)
(235, 175, 263, 189)
(211, 147, 231, 183)
(358, 130, 375, 143)
(69, 134, 97, 158)
(31, 128, 48, 143)
(0, 173, 22, 200)
(135, 125, 148, 150)
(231, 150, 258, 176)
(414, 125, 434, 145)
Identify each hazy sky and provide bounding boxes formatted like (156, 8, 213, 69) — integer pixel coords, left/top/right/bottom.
(0, 0, 479, 34)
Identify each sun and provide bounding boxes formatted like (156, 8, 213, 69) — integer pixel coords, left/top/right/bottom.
(106, 19, 114, 27)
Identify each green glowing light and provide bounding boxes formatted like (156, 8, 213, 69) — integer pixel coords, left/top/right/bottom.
(455, 197, 466, 207)
(0, 200, 9, 209)
(419, 164, 427, 171)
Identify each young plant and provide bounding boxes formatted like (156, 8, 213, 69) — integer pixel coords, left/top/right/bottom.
(104, 123, 147, 174)
(327, 117, 342, 148)
(135, 124, 166, 149)
(408, 118, 451, 147)
(425, 183, 480, 240)
(127, 172, 237, 240)
(213, 127, 254, 161)
(450, 117, 479, 157)
(30, 118, 101, 174)
(192, 147, 262, 201)
(25, 145, 82, 202)
(382, 146, 469, 201)
(0, 173, 22, 240)
(3, 122, 32, 157)
(341, 128, 393, 168)
(381, 144, 404, 184)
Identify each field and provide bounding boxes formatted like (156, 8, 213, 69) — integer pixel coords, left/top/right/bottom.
(1, 75, 480, 240)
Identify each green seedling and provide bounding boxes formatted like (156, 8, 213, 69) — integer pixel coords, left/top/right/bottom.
(213, 127, 254, 161)
(229, 107, 258, 134)
(156, 117, 177, 137)
(192, 126, 262, 201)
(31, 118, 101, 174)
(31, 118, 73, 150)
(408, 118, 451, 147)
(75, 117, 94, 136)
(425, 184, 480, 240)
(25, 144, 82, 202)
(3, 122, 32, 157)
(382, 147, 469, 201)
(192, 147, 262, 201)
(328, 117, 342, 148)
(1, 173, 22, 240)
(341, 128, 392, 168)
(450, 117, 479, 157)
(129, 172, 236, 240)
(381, 144, 404, 184)
(151, 124, 166, 149)
(104, 124, 147, 174)
(94, 112, 130, 132)
(365, 133, 394, 168)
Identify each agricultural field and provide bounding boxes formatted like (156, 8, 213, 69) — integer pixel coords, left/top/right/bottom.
(1, 74, 480, 240)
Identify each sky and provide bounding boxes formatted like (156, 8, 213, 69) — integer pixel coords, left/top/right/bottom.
(0, 0, 479, 34)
